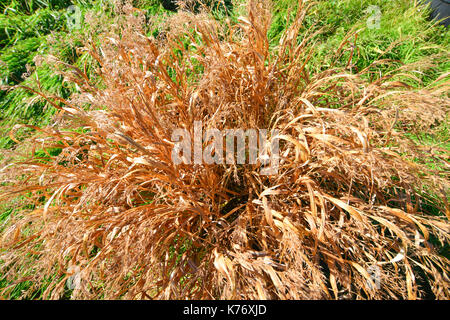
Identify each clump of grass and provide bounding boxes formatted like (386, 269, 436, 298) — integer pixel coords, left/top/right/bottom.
(0, 0, 449, 299)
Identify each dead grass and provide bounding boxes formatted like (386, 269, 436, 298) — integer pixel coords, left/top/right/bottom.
(0, 0, 449, 299)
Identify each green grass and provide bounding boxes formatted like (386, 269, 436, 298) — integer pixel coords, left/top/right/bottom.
(271, 0, 449, 82)
(0, 1, 113, 148)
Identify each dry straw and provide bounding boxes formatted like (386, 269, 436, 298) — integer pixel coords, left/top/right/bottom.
(0, 0, 449, 299)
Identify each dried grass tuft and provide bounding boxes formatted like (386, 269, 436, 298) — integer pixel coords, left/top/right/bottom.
(0, 0, 449, 299)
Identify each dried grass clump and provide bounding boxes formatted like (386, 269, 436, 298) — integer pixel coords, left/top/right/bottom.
(0, 0, 449, 299)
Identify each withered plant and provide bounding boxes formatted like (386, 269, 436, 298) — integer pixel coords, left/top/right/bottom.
(0, 0, 449, 299)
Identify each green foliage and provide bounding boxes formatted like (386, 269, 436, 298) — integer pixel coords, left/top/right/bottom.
(0, 0, 73, 13)
(0, 38, 41, 86)
(271, 0, 449, 84)
(0, 1, 118, 148)
(0, 8, 66, 47)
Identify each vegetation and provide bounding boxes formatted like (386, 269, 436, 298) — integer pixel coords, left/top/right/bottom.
(0, 0, 448, 299)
